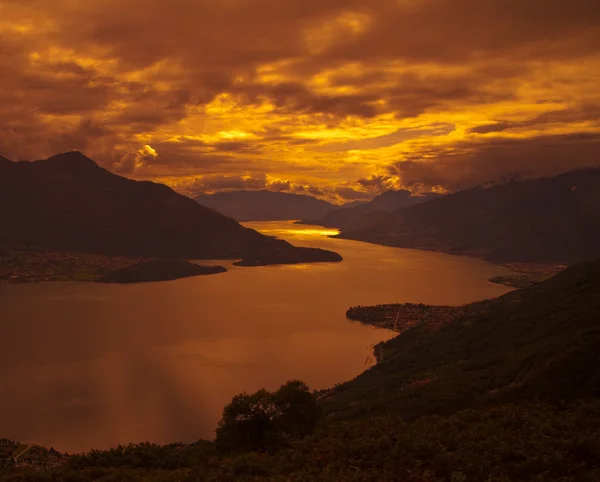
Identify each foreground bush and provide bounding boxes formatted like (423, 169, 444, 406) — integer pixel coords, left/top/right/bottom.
(215, 380, 320, 453)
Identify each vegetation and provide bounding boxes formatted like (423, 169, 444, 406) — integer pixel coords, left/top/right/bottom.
(2, 260, 600, 480)
(0, 247, 138, 284)
(346, 302, 480, 333)
(215, 380, 320, 453)
(0, 249, 226, 284)
(3, 402, 600, 481)
(328, 260, 600, 421)
(489, 262, 567, 288)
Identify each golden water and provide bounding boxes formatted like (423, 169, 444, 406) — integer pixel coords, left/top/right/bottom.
(0, 222, 512, 452)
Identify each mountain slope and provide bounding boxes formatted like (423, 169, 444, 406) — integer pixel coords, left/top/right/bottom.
(339, 169, 600, 263)
(0, 152, 291, 258)
(301, 190, 441, 231)
(328, 259, 600, 420)
(195, 190, 338, 221)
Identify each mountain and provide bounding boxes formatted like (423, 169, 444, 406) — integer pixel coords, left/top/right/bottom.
(0, 152, 320, 259)
(338, 168, 600, 263)
(300, 189, 441, 231)
(339, 200, 368, 209)
(195, 190, 338, 221)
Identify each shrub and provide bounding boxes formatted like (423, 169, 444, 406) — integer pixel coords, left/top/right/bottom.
(215, 380, 320, 453)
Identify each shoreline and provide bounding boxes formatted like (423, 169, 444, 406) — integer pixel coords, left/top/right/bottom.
(0, 248, 227, 285)
(0, 247, 142, 285)
(0, 245, 343, 285)
(489, 262, 567, 288)
(330, 232, 568, 288)
(345, 301, 489, 334)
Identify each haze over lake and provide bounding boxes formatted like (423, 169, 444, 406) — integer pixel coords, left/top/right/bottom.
(0, 222, 512, 452)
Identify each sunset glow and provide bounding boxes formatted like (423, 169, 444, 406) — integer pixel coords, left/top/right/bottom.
(1, 0, 599, 202)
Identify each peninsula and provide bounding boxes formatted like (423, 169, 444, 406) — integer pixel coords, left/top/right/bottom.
(233, 246, 343, 267)
(0, 247, 226, 284)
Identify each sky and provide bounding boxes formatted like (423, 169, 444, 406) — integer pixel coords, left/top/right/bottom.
(1, 0, 599, 202)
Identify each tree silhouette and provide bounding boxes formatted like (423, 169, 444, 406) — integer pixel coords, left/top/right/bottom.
(215, 380, 320, 453)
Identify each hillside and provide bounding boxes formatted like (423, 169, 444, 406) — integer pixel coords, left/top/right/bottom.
(301, 190, 441, 231)
(338, 168, 600, 263)
(0, 152, 310, 259)
(327, 259, 600, 420)
(195, 190, 338, 221)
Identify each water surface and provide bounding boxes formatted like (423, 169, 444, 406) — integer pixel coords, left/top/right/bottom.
(0, 222, 512, 452)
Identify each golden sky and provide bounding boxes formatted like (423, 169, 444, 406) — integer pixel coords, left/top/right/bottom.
(1, 0, 599, 202)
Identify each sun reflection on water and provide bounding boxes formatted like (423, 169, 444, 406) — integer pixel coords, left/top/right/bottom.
(253, 225, 340, 239)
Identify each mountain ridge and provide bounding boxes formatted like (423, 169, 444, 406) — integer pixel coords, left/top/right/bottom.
(195, 189, 339, 221)
(0, 152, 317, 260)
(299, 189, 442, 230)
(337, 168, 600, 263)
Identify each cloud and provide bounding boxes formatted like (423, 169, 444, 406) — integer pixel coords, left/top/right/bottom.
(356, 174, 396, 190)
(113, 145, 159, 174)
(391, 132, 600, 191)
(0, 0, 599, 199)
(188, 174, 269, 193)
(268, 179, 292, 192)
(331, 186, 373, 201)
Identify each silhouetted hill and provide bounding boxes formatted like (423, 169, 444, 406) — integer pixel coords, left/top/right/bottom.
(0, 152, 293, 259)
(339, 169, 600, 263)
(339, 200, 367, 209)
(233, 246, 343, 266)
(328, 259, 600, 420)
(300, 190, 441, 231)
(98, 259, 226, 283)
(195, 190, 338, 221)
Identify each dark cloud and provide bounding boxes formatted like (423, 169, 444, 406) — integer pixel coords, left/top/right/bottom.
(391, 132, 600, 191)
(332, 186, 372, 201)
(190, 174, 268, 193)
(269, 179, 292, 192)
(315, 0, 600, 65)
(356, 175, 395, 189)
(469, 105, 600, 134)
(469, 122, 517, 135)
(317, 124, 455, 152)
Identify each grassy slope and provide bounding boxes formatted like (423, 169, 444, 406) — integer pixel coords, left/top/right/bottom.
(326, 260, 600, 421)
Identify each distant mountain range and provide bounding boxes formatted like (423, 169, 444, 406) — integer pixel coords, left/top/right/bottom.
(0, 152, 339, 262)
(195, 190, 345, 221)
(338, 169, 600, 263)
(300, 190, 442, 231)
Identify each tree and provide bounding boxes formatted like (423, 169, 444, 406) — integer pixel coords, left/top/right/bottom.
(215, 380, 320, 453)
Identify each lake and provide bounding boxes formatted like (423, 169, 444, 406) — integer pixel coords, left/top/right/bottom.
(0, 221, 513, 452)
